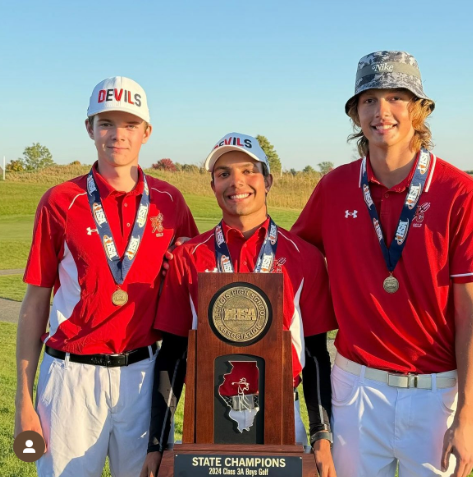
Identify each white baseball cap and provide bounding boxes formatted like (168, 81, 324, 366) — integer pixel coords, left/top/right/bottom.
(204, 132, 270, 173)
(87, 76, 150, 123)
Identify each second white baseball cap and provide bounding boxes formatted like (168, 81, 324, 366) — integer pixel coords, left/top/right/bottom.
(87, 76, 150, 123)
(204, 132, 270, 173)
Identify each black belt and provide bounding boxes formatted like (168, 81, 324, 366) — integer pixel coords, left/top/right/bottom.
(45, 343, 157, 367)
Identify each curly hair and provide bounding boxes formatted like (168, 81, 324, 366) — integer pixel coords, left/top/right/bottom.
(346, 93, 434, 157)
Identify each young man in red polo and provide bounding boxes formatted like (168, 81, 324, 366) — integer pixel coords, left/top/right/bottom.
(14, 76, 198, 477)
(292, 51, 473, 477)
(140, 132, 338, 477)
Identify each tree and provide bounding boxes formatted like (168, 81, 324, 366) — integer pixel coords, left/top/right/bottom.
(289, 168, 298, 177)
(20, 143, 55, 171)
(6, 159, 26, 172)
(317, 161, 334, 175)
(303, 165, 316, 175)
(152, 158, 177, 172)
(256, 135, 282, 174)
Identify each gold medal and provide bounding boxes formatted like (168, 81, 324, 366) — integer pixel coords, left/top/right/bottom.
(112, 289, 128, 306)
(383, 275, 399, 294)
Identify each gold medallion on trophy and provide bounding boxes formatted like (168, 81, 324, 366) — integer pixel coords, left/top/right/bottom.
(211, 284, 270, 344)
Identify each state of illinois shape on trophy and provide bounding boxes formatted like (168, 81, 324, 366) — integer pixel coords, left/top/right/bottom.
(209, 282, 272, 346)
(218, 361, 260, 432)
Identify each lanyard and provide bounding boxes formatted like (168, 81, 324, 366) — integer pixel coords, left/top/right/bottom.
(86, 168, 150, 284)
(361, 149, 431, 273)
(214, 217, 278, 273)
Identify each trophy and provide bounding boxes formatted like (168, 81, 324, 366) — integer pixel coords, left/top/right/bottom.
(158, 273, 318, 476)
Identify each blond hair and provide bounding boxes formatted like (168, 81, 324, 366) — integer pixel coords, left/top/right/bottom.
(346, 93, 434, 157)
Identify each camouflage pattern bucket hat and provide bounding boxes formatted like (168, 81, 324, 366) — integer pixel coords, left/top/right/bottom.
(345, 51, 435, 114)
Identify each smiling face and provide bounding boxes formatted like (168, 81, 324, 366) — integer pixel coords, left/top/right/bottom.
(211, 151, 273, 229)
(85, 111, 152, 169)
(357, 88, 415, 155)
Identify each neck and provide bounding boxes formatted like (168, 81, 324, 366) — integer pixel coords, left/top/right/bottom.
(223, 210, 268, 239)
(368, 145, 418, 189)
(96, 161, 139, 193)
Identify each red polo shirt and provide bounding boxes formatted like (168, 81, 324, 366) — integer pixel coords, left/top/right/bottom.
(292, 155, 473, 373)
(24, 164, 198, 354)
(154, 218, 337, 381)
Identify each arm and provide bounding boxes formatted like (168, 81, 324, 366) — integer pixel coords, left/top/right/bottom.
(441, 282, 473, 477)
(14, 284, 52, 445)
(140, 332, 188, 477)
(303, 333, 336, 477)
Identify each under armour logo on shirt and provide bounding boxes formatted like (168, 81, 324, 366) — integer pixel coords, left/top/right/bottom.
(345, 210, 358, 218)
(87, 227, 98, 235)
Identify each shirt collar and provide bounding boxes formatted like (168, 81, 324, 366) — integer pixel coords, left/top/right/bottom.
(366, 153, 419, 193)
(92, 161, 145, 199)
(220, 217, 270, 243)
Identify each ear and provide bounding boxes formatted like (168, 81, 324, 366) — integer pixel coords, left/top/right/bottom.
(264, 174, 274, 193)
(142, 124, 152, 144)
(211, 179, 216, 195)
(85, 119, 94, 140)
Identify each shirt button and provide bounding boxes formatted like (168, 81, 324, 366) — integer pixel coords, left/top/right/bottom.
(243, 261, 247, 266)
(124, 203, 128, 207)
(127, 223, 131, 227)
(384, 193, 389, 198)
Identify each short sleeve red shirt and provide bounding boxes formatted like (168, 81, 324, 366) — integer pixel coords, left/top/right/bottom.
(292, 155, 473, 373)
(24, 164, 198, 354)
(154, 218, 337, 381)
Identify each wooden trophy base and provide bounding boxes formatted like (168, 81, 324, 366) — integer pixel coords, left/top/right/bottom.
(158, 444, 319, 477)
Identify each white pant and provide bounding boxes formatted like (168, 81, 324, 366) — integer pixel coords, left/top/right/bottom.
(36, 348, 159, 477)
(294, 399, 308, 447)
(331, 359, 458, 477)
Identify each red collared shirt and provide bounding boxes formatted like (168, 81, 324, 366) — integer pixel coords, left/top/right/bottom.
(24, 163, 198, 354)
(292, 155, 473, 373)
(155, 218, 337, 381)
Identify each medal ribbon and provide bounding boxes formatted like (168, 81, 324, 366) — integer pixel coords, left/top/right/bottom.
(86, 168, 150, 284)
(361, 149, 432, 272)
(214, 217, 278, 273)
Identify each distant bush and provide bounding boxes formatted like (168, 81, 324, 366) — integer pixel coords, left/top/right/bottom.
(70, 160, 81, 166)
(152, 158, 177, 172)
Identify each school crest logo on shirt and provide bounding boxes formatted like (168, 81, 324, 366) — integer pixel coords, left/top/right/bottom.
(271, 257, 286, 273)
(150, 213, 164, 236)
(103, 235, 118, 260)
(93, 203, 107, 227)
(413, 202, 431, 228)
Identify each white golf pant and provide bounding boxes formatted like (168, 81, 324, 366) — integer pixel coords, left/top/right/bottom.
(331, 355, 458, 477)
(35, 347, 168, 477)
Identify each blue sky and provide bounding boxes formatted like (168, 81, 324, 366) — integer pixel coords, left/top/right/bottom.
(1, 0, 472, 171)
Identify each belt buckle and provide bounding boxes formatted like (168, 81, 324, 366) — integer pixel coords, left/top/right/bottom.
(387, 373, 409, 388)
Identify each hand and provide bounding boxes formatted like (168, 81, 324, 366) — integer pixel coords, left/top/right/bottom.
(139, 451, 163, 477)
(14, 403, 46, 453)
(313, 439, 337, 477)
(161, 237, 191, 277)
(441, 419, 473, 477)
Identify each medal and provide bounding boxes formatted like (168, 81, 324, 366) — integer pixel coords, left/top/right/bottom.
(361, 149, 433, 295)
(383, 275, 399, 294)
(86, 167, 150, 298)
(112, 289, 128, 306)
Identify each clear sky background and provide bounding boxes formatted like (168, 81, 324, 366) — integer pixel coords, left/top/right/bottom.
(1, 0, 472, 171)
